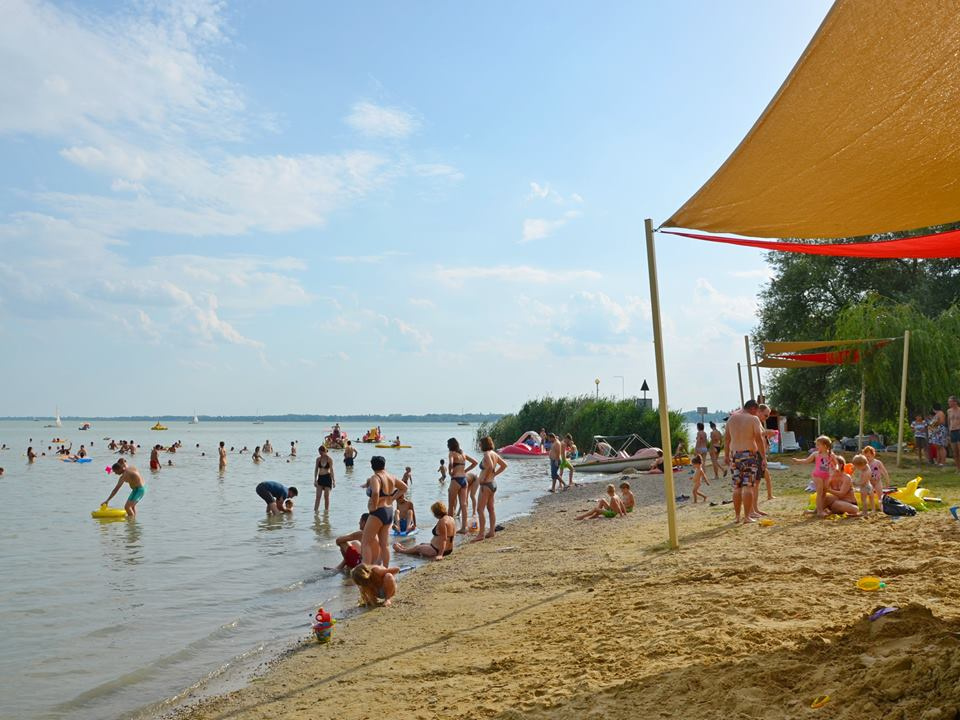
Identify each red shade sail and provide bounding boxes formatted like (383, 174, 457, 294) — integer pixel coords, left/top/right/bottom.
(659, 229, 960, 259)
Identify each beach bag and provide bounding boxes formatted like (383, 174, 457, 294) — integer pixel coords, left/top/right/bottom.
(882, 494, 917, 517)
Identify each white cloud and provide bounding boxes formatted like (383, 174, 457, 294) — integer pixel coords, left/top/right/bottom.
(408, 298, 436, 309)
(333, 251, 405, 264)
(437, 264, 602, 288)
(345, 101, 419, 139)
(413, 163, 464, 181)
(521, 210, 582, 242)
(0, 0, 245, 140)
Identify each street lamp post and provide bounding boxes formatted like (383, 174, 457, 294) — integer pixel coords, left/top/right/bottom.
(594, 378, 600, 399)
(614, 375, 625, 400)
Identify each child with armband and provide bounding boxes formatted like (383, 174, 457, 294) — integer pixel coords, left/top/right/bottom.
(861, 446, 890, 493)
(849, 454, 878, 515)
(794, 435, 833, 517)
(691, 454, 710, 503)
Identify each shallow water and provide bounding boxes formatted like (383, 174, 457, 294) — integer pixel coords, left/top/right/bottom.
(0, 421, 551, 720)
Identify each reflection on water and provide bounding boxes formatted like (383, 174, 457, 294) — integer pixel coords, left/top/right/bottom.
(312, 512, 333, 540)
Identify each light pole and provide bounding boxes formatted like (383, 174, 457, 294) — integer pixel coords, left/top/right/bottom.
(594, 378, 600, 400)
(641, 379, 650, 408)
(614, 375, 625, 400)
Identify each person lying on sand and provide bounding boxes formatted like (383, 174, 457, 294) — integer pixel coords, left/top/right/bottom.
(351, 563, 399, 607)
(576, 484, 627, 520)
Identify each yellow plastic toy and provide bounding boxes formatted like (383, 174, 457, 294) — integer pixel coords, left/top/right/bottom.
(856, 576, 886, 591)
(759, 518, 775, 527)
(91, 504, 128, 519)
(811, 695, 830, 709)
(889, 477, 929, 511)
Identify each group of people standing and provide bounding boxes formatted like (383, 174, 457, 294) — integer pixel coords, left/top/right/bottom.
(910, 395, 960, 469)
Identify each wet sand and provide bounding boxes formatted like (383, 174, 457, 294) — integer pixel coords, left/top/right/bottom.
(176, 460, 960, 720)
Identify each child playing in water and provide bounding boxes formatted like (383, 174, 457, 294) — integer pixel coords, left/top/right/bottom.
(402, 466, 413, 488)
(326, 514, 368, 571)
(102, 459, 146, 517)
(794, 435, 833, 517)
(437, 459, 446, 482)
(394, 492, 416, 534)
(576, 484, 626, 520)
(619, 481, 635, 511)
(351, 563, 399, 607)
(691, 454, 710, 503)
(849, 454, 878, 515)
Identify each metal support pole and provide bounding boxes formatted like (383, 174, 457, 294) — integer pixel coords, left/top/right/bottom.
(745, 335, 755, 400)
(754, 352, 763, 398)
(645, 218, 678, 550)
(896, 330, 911, 467)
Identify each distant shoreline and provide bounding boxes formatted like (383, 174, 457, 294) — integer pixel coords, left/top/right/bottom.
(0, 414, 503, 423)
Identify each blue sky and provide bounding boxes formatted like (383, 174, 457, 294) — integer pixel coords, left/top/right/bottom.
(0, 0, 832, 417)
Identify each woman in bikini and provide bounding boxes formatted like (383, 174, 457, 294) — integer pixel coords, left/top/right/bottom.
(708, 421, 724, 479)
(361, 455, 407, 567)
(393, 501, 456, 560)
(446, 437, 478, 534)
(473, 436, 508, 541)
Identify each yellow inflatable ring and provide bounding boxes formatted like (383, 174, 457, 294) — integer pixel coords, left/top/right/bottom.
(91, 504, 128, 519)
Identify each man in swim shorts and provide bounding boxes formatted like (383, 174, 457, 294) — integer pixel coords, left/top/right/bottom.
(256, 481, 298, 516)
(948, 396, 960, 472)
(102, 458, 146, 518)
(723, 400, 765, 524)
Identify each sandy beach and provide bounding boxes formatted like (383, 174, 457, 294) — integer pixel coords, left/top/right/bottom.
(176, 458, 960, 720)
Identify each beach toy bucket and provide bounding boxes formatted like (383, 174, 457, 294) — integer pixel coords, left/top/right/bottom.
(312, 608, 336, 643)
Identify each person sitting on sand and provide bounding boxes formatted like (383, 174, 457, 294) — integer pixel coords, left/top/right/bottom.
(691, 454, 710, 503)
(351, 563, 399, 607)
(393, 491, 416, 534)
(619, 481, 635, 511)
(326, 513, 369, 572)
(576, 484, 626, 520)
(822, 455, 860, 517)
(394, 501, 455, 560)
(649, 450, 664, 474)
(103, 459, 145, 517)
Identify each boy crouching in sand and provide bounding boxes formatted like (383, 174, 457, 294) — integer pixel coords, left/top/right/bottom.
(351, 563, 399, 607)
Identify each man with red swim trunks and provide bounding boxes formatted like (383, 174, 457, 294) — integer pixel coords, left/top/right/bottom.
(723, 400, 766, 524)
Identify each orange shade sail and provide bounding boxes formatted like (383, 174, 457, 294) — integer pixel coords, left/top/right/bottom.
(664, 0, 960, 240)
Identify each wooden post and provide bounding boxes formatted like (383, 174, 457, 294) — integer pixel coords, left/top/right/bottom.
(896, 330, 910, 467)
(645, 219, 678, 550)
(858, 373, 866, 452)
(745, 335, 755, 400)
(737, 363, 745, 407)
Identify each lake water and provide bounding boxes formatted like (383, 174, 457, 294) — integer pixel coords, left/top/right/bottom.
(0, 421, 554, 720)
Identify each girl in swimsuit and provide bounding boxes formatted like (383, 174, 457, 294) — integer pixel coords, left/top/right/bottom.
(793, 435, 833, 517)
(351, 563, 399, 607)
(823, 455, 860, 516)
(446, 438, 478, 534)
(393, 501, 456, 560)
(361, 455, 407, 567)
(473, 436, 507, 542)
(708, 422, 724, 480)
(694, 422, 709, 458)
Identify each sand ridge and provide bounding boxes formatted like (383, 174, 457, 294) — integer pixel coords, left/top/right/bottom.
(176, 465, 960, 720)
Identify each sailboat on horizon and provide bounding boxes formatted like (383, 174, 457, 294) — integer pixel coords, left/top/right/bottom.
(45, 407, 62, 428)
(189, 411, 199, 425)
(253, 409, 264, 425)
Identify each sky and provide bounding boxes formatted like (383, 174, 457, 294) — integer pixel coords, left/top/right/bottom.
(0, 0, 834, 417)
